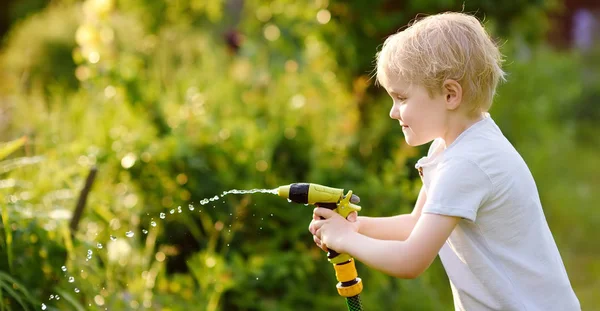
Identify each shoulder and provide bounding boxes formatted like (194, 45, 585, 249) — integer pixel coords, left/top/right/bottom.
(424, 156, 494, 221)
(437, 155, 492, 184)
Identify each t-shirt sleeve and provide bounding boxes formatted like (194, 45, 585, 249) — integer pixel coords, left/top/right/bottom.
(422, 156, 492, 222)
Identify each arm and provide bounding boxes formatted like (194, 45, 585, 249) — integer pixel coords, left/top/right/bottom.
(312, 158, 488, 278)
(357, 186, 427, 241)
(342, 158, 490, 278)
(343, 213, 459, 279)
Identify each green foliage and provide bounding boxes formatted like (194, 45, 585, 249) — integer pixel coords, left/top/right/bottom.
(0, 0, 598, 310)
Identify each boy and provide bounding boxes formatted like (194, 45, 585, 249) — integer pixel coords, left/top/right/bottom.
(308, 12, 581, 310)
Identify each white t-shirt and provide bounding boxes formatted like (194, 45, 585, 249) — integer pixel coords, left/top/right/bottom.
(415, 114, 581, 311)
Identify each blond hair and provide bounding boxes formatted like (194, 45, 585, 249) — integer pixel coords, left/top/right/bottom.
(375, 12, 505, 112)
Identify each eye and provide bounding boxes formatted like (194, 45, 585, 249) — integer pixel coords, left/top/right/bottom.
(395, 95, 406, 102)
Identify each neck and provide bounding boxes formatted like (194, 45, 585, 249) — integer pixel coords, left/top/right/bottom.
(442, 111, 485, 148)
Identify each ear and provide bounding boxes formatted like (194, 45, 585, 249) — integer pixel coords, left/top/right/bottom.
(442, 79, 462, 111)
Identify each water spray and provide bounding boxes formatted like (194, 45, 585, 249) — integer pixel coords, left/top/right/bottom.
(277, 183, 364, 311)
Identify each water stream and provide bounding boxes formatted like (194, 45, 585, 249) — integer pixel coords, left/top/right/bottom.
(42, 188, 279, 310)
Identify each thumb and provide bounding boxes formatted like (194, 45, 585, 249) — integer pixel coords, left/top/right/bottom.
(346, 211, 358, 222)
(314, 207, 336, 219)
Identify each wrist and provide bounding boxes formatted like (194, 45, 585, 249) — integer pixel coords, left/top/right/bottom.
(356, 216, 367, 234)
(341, 230, 366, 255)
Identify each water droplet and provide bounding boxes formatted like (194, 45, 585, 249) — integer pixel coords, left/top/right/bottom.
(110, 235, 117, 241)
(74, 288, 80, 293)
(200, 199, 209, 205)
(142, 229, 148, 234)
(169, 209, 175, 214)
(256, 277, 259, 280)
(227, 244, 230, 246)
(61, 266, 67, 272)
(126, 231, 134, 237)
(260, 227, 262, 230)
(56, 295, 60, 300)
(97, 243, 103, 249)
(151, 221, 157, 227)
(304, 203, 309, 206)
(41, 303, 47, 310)
(270, 213, 274, 217)
(88, 250, 93, 255)
(177, 206, 182, 213)
(287, 199, 292, 203)
(159, 213, 166, 219)
(69, 276, 75, 283)
(188, 204, 194, 211)
(50, 295, 54, 300)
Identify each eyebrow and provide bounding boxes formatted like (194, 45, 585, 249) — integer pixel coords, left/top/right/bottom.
(388, 89, 408, 97)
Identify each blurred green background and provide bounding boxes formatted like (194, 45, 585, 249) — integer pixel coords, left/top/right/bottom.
(0, 0, 599, 310)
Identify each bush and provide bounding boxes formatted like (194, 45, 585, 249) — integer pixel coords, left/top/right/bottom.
(0, 0, 598, 310)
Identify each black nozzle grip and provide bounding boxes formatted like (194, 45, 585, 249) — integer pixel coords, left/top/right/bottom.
(315, 202, 337, 210)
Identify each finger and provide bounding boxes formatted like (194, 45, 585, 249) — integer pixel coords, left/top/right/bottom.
(308, 220, 324, 235)
(313, 235, 321, 246)
(346, 211, 358, 222)
(313, 212, 320, 221)
(314, 235, 328, 251)
(313, 207, 336, 219)
(315, 227, 322, 240)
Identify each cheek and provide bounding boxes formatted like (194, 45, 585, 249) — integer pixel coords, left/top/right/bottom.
(400, 104, 417, 122)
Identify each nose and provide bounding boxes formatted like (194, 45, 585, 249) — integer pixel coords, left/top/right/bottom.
(389, 102, 400, 120)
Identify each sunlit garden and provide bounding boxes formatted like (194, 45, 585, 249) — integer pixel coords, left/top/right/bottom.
(0, 0, 599, 310)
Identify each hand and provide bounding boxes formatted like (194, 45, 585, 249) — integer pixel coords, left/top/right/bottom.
(308, 208, 360, 253)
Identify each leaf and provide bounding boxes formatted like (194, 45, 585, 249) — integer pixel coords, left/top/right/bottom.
(1, 205, 12, 273)
(0, 272, 38, 305)
(0, 137, 27, 161)
(0, 277, 31, 311)
(52, 289, 86, 311)
(0, 156, 45, 175)
(0, 285, 4, 311)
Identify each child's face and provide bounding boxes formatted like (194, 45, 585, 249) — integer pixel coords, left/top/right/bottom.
(386, 80, 448, 146)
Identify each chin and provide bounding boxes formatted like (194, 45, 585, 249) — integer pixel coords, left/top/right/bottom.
(404, 136, 433, 147)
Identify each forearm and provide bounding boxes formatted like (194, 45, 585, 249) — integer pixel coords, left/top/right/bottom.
(341, 213, 458, 280)
(357, 187, 426, 241)
(357, 214, 417, 241)
(343, 232, 421, 279)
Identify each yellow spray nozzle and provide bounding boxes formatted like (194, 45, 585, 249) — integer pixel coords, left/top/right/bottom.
(277, 185, 291, 199)
(277, 183, 342, 204)
(277, 183, 361, 218)
(278, 183, 365, 299)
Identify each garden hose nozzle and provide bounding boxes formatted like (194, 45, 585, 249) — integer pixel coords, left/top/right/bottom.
(277, 183, 361, 219)
(277, 183, 365, 311)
